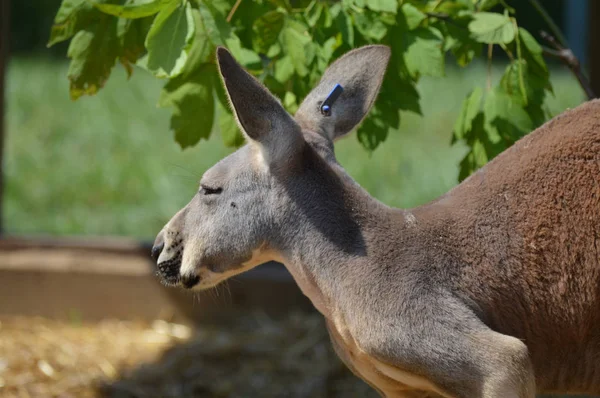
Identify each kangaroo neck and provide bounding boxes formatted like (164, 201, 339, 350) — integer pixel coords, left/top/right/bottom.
(275, 158, 410, 319)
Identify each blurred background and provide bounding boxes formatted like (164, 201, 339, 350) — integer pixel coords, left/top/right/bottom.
(0, 0, 596, 397)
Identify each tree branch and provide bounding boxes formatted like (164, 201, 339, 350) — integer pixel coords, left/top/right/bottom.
(226, 0, 242, 22)
(540, 31, 596, 100)
(527, 0, 568, 48)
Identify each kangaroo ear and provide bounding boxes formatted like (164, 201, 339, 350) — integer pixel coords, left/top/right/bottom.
(295, 45, 390, 142)
(216, 47, 303, 163)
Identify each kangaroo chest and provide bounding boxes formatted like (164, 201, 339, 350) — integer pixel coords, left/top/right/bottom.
(326, 318, 446, 398)
(284, 261, 446, 396)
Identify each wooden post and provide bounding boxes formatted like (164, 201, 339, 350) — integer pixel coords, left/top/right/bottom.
(0, 0, 8, 234)
(590, 1, 600, 97)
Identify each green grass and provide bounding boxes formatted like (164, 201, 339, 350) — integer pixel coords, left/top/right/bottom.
(4, 58, 586, 239)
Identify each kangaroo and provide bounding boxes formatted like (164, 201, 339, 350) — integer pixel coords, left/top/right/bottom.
(151, 45, 600, 397)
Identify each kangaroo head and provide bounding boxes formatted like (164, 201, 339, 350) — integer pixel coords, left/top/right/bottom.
(152, 45, 390, 290)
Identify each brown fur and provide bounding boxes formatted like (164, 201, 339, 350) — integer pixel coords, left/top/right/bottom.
(423, 100, 600, 393)
(153, 45, 600, 397)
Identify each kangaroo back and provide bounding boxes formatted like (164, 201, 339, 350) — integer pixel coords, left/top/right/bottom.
(423, 100, 600, 392)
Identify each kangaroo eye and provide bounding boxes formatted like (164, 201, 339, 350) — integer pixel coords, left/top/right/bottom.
(200, 185, 223, 195)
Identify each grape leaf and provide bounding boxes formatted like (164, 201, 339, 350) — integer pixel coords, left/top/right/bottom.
(402, 27, 445, 78)
(214, 72, 244, 147)
(252, 10, 285, 54)
(484, 88, 532, 142)
(48, 0, 96, 47)
(394, 78, 421, 115)
(431, 0, 474, 14)
(469, 12, 515, 44)
(142, 1, 195, 78)
(518, 28, 549, 82)
(66, 13, 120, 99)
(283, 25, 312, 77)
(283, 91, 299, 114)
(453, 87, 483, 140)
(457, 112, 505, 181)
(354, 10, 389, 40)
(274, 55, 295, 82)
(304, 1, 324, 27)
(357, 105, 391, 151)
(442, 14, 481, 67)
(401, 3, 425, 30)
(477, 0, 500, 11)
(94, 0, 175, 19)
(117, 16, 153, 76)
(218, 105, 244, 147)
(197, 3, 260, 68)
(336, 10, 354, 47)
(178, 8, 214, 78)
(365, 0, 397, 14)
(159, 63, 216, 148)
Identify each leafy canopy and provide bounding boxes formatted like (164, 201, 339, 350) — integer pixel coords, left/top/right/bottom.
(49, 0, 555, 179)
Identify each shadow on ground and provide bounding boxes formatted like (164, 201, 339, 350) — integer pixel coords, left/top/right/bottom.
(97, 311, 377, 398)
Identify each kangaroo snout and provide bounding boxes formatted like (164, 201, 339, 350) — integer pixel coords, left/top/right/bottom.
(152, 229, 185, 286)
(150, 238, 164, 262)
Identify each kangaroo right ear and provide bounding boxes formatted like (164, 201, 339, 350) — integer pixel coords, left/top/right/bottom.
(294, 45, 391, 142)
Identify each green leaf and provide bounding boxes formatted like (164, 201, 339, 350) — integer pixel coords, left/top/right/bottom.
(142, 1, 195, 78)
(218, 106, 244, 147)
(48, 0, 96, 47)
(484, 88, 532, 142)
(457, 112, 505, 181)
(357, 105, 391, 151)
(283, 91, 299, 114)
(518, 28, 549, 81)
(94, 0, 176, 19)
(197, 3, 260, 69)
(253, 11, 285, 54)
(453, 87, 482, 140)
(500, 60, 547, 106)
(226, 39, 262, 68)
(268, 0, 291, 11)
(197, 2, 227, 46)
(318, 37, 339, 64)
(283, 25, 311, 77)
(442, 14, 481, 67)
(459, 136, 487, 181)
(219, 112, 244, 147)
(394, 79, 421, 115)
(177, 8, 214, 78)
(209, 0, 234, 16)
(469, 12, 515, 44)
(66, 14, 120, 99)
(477, 0, 500, 11)
(431, 0, 473, 14)
(305, 0, 324, 27)
(214, 71, 244, 147)
(117, 16, 153, 76)
(159, 63, 216, 148)
(274, 55, 295, 82)
(403, 27, 445, 78)
(354, 10, 388, 41)
(365, 0, 397, 14)
(401, 3, 425, 30)
(336, 10, 354, 47)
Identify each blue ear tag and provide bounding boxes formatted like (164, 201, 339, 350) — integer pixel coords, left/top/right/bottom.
(320, 84, 344, 116)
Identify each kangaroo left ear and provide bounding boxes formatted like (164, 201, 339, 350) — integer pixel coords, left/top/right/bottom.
(294, 45, 391, 142)
(216, 47, 303, 164)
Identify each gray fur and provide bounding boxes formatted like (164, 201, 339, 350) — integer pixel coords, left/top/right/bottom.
(295, 45, 390, 141)
(153, 46, 600, 398)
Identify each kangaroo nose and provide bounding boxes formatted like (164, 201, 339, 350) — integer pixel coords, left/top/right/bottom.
(151, 242, 164, 262)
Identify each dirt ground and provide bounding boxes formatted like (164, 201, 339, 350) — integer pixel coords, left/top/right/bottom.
(0, 312, 377, 398)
